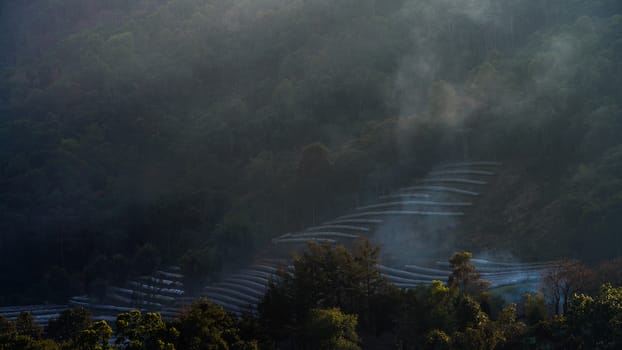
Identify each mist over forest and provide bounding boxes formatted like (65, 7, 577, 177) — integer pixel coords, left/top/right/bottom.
(1, 1, 622, 348)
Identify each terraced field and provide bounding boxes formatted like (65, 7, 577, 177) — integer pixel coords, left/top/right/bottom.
(176, 161, 556, 315)
(0, 161, 556, 322)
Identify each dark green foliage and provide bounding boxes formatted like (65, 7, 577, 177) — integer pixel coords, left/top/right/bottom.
(76, 320, 113, 350)
(258, 239, 396, 344)
(394, 281, 526, 350)
(522, 293, 547, 325)
(0, 249, 621, 348)
(171, 298, 257, 350)
(565, 284, 622, 349)
(46, 307, 92, 343)
(15, 312, 42, 339)
(114, 310, 176, 350)
(561, 145, 622, 258)
(212, 215, 255, 269)
(448, 252, 490, 296)
(530, 284, 622, 349)
(132, 244, 161, 276)
(0, 0, 622, 315)
(0, 315, 15, 335)
(180, 247, 221, 295)
(43, 266, 80, 304)
(0, 312, 57, 350)
(0, 0, 417, 301)
(108, 255, 130, 285)
(304, 308, 361, 350)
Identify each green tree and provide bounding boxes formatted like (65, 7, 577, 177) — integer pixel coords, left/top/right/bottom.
(353, 239, 401, 333)
(15, 312, 42, 339)
(565, 284, 622, 348)
(259, 240, 393, 343)
(172, 298, 257, 350)
(304, 308, 361, 350)
(75, 320, 113, 350)
(424, 329, 451, 350)
(493, 303, 527, 349)
(0, 315, 14, 334)
(522, 292, 547, 325)
(0, 334, 60, 350)
(115, 310, 177, 350)
(396, 281, 457, 348)
(46, 307, 92, 344)
(447, 252, 489, 296)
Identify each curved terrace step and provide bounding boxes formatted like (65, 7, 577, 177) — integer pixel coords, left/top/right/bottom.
(400, 185, 479, 196)
(429, 169, 496, 176)
(273, 237, 337, 244)
(404, 265, 452, 275)
(217, 282, 267, 298)
(435, 161, 502, 169)
(418, 178, 488, 185)
(225, 278, 269, 292)
(202, 292, 254, 310)
(356, 201, 472, 211)
(380, 193, 432, 200)
(306, 225, 371, 232)
(281, 231, 361, 239)
(336, 210, 465, 220)
(323, 218, 383, 225)
(379, 265, 448, 281)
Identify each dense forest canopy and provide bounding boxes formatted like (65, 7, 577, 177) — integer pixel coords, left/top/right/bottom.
(1, 0, 622, 306)
(2, 244, 622, 349)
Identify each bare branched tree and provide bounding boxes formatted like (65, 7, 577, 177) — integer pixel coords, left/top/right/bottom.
(543, 259, 595, 315)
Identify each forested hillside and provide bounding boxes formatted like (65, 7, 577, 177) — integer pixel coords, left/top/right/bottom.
(1, 0, 622, 306)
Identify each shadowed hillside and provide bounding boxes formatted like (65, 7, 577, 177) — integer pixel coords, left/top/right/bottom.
(1, 0, 621, 313)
